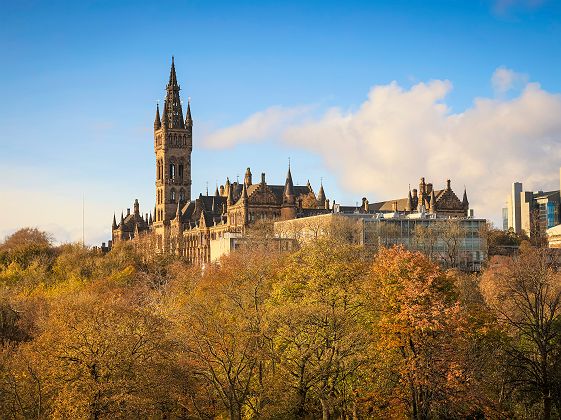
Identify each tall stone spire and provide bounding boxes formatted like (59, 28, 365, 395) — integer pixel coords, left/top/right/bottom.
(112, 213, 117, 230)
(154, 103, 161, 130)
(462, 187, 469, 209)
(163, 56, 185, 129)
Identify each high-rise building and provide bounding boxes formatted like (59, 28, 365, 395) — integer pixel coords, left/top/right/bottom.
(505, 181, 561, 237)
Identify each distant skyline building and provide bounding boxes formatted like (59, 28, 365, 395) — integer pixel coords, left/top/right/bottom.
(505, 178, 561, 237)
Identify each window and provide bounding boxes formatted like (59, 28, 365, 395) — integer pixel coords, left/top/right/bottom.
(178, 164, 184, 179)
(179, 189, 185, 202)
(170, 163, 176, 180)
(171, 189, 176, 203)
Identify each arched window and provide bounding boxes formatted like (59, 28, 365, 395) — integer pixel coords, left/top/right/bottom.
(178, 164, 184, 179)
(171, 189, 176, 203)
(170, 163, 176, 180)
(179, 189, 185, 202)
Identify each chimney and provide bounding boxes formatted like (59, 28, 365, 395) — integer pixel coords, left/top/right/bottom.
(362, 197, 369, 212)
(261, 172, 266, 185)
(412, 189, 418, 198)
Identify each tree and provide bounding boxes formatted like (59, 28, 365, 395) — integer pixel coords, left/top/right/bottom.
(23, 290, 174, 419)
(266, 239, 371, 419)
(412, 224, 439, 261)
(365, 246, 484, 419)
(0, 228, 53, 269)
(439, 219, 468, 268)
(173, 250, 277, 420)
(481, 247, 561, 419)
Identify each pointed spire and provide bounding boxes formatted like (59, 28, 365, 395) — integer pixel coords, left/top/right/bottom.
(215, 185, 220, 197)
(430, 189, 437, 213)
(317, 180, 326, 206)
(212, 196, 216, 212)
(283, 164, 295, 204)
(154, 102, 161, 130)
(406, 186, 413, 212)
(185, 97, 192, 127)
(163, 57, 185, 129)
(462, 187, 469, 209)
(112, 213, 117, 229)
(241, 180, 248, 201)
(149, 212, 153, 224)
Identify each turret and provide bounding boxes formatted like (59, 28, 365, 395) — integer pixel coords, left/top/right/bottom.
(134, 199, 140, 216)
(281, 164, 297, 220)
(112, 213, 117, 230)
(462, 187, 469, 209)
(317, 181, 326, 207)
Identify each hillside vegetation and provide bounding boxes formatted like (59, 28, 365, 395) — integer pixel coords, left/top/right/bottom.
(1, 228, 560, 419)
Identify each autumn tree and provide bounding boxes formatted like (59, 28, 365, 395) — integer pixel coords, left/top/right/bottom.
(172, 250, 278, 420)
(365, 246, 487, 419)
(266, 239, 372, 419)
(481, 247, 561, 419)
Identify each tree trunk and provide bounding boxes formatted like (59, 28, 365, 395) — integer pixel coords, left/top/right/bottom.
(320, 398, 330, 420)
(543, 391, 552, 420)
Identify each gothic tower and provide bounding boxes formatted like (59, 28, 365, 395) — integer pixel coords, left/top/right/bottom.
(153, 57, 193, 229)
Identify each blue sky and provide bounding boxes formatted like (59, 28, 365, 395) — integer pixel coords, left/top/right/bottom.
(2, 0, 561, 244)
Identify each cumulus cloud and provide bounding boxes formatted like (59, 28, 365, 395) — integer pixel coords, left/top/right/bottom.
(203, 105, 312, 149)
(492, 67, 528, 94)
(204, 69, 561, 223)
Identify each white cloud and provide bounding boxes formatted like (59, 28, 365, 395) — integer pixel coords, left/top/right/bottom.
(492, 67, 528, 95)
(202, 105, 312, 149)
(204, 70, 561, 224)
